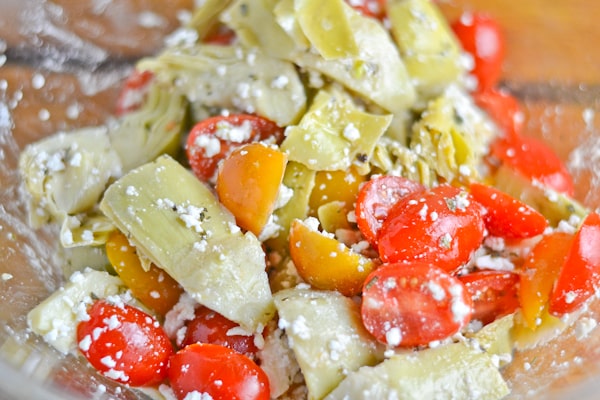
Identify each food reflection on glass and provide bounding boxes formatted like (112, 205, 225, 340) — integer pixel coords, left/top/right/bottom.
(9, 0, 600, 399)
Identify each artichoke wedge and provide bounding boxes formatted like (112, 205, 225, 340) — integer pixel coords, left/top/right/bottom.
(19, 126, 122, 228)
(99, 155, 275, 331)
(281, 87, 392, 172)
(274, 288, 385, 400)
(137, 44, 306, 127)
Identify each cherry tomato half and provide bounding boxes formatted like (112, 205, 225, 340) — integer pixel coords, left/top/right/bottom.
(361, 262, 473, 347)
(355, 175, 425, 248)
(186, 114, 285, 182)
(181, 305, 259, 357)
(378, 185, 485, 274)
(346, 0, 386, 20)
(488, 135, 575, 197)
(115, 69, 154, 116)
(451, 12, 505, 91)
(169, 343, 270, 400)
(459, 270, 520, 325)
(473, 88, 523, 138)
(76, 300, 173, 386)
(549, 212, 600, 316)
(469, 182, 548, 239)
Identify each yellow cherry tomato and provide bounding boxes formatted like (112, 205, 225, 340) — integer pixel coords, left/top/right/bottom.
(106, 230, 183, 316)
(518, 231, 573, 329)
(288, 218, 376, 297)
(216, 142, 288, 236)
(309, 168, 366, 214)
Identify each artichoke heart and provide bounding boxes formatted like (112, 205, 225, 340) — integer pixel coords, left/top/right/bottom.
(18, 126, 122, 228)
(137, 44, 306, 127)
(281, 87, 392, 172)
(99, 155, 275, 330)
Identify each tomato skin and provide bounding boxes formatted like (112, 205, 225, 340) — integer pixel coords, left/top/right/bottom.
(361, 262, 472, 347)
(519, 231, 573, 328)
(451, 12, 505, 91)
(549, 212, 600, 316)
(377, 185, 485, 274)
(458, 270, 520, 325)
(489, 135, 575, 197)
(169, 343, 270, 400)
(76, 300, 173, 387)
(115, 69, 154, 116)
(186, 114, 285, 183)
(355, 175, 425, 248)
(203, 25, 236, 45)
(469, 182, 548, 239)
(181, 306, 259, 357)
(346, 0, 387, 20)
(473, 88, 523, 138)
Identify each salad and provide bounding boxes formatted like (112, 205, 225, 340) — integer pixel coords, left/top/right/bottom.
(16, 0, 600, 399)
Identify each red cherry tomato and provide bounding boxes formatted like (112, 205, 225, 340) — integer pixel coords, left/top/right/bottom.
(186, 114, 284, 182)
(469, 182, 548, 239)
(361, 262, 473, 347)
(489, 135, 575, 197)
(355, 175, 425, 247)
(203, 25, 237, 45)
(451, 12, 505, 91)
(346, 0, 386, 20)
(458, 270, 520, 325)
(115, 69, 154, 116)
(181, 306, 259, 357)
(549, 212, 600, 316)
(473, 88, 523, 138)
(169, 343, 270, 400)
(377, 185, 485, 274)
(76, 300, 173, 386)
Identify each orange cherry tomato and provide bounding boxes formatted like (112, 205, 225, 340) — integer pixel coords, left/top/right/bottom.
(519, 231, 574, 328)
(182, 305, 259, 358)
(216, 142, 288, 235)
(459, 270, 520, 325)
(378, 185, 485, 274)
(469, 182, 548, 239)
(105, 230, 183, 316)
(549, 212, 600, 316)
(289, 218, 376, 296)
(451, 12, 505, 91)
(115, 69, 154, 116)
(355, 175, 425, 248)
(76, 300, 173, 387)
(488, 135, 575, 197)
(361, 262, 472, 347)
(169, 343, 270, 400)
(186, 114, 285, 183)
(309, 167, 366, 215)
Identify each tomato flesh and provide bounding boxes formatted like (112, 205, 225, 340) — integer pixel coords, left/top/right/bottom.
(355, 175, 425, 248)
(378, 185, 485, 274)
(549, 212, 600, 316)
(182, 306, 259, 357)
(169, 343, 270, 400)
(451, 12, 505, 91)
(469, 182, 548, 239)
(459, 270, 520, 325)
(361, 262, 472, 347)
(115, 69, 154, 116)
(186, 114, 284, 183)
(346, 0, 386, 20)
(76, 300, 173, 386)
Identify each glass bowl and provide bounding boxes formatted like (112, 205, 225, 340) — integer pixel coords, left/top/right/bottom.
(1, 0, 600, 398)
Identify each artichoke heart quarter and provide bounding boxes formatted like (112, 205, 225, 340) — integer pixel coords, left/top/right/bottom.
(99, 155, 275, 331)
